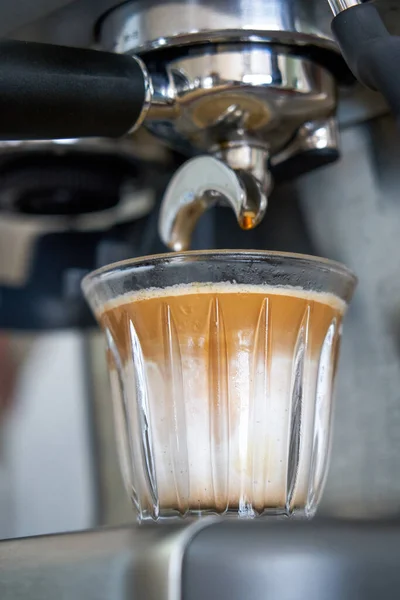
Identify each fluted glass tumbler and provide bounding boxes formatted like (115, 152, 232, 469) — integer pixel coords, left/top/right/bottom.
(82, 251, 356, 521)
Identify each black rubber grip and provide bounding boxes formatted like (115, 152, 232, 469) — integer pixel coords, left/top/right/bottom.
(332, 5, 400, 118)
(0, 40, 147, 140)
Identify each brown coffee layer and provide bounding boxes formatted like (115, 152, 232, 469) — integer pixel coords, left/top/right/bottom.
(101, 283, 344, 363)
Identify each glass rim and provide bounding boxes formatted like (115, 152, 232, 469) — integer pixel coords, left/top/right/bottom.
(82, 249, 357, 294)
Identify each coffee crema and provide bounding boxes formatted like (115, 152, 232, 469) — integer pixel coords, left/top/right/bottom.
(100, 283, 345, 518)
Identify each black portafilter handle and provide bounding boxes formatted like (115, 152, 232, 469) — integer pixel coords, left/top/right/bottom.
(332, 4, 400, 119)
(0, 39, 150, 140)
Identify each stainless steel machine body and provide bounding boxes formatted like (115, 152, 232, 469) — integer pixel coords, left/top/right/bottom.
(0, 0, 393, 249)
(98, 0, 344, 246)
(0, 0, 400, 593)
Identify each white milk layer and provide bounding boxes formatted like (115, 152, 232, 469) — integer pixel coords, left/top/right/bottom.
(110, 345, 335, 516)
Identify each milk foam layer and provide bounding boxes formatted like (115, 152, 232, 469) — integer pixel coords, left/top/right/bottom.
(100, 281, 346, 314)
(102, 283, 344, 518)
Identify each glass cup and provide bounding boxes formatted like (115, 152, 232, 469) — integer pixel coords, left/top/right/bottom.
(82, 251, 356, 522)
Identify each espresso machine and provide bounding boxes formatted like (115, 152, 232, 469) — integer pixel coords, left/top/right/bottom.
(1, 0, 400, 598)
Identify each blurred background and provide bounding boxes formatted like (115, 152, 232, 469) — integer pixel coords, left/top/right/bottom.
(0, 113, 399, 539)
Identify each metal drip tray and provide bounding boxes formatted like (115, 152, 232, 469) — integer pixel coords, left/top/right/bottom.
(1, 519, 400, 599)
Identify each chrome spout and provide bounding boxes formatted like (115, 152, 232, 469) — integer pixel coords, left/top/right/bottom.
(159, 152, 271, 251)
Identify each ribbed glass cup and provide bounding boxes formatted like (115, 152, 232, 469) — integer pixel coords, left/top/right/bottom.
(82, 251, 356, 522)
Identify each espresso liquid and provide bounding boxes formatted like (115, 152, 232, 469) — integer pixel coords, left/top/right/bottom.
(101, 284, 345, 517)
